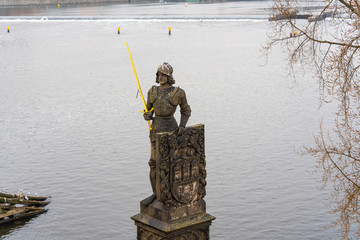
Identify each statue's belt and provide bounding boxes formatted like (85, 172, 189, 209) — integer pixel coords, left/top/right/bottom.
(154, 116, 174, 119)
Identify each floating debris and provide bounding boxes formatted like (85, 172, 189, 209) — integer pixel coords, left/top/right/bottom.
(308, 11, 333, 22)
(0, 192, 50, 225)
(269, 11, 312, 21)
(269, 10, 333, 22)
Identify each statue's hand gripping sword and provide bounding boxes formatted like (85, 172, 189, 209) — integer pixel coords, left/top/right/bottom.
(126, 42, 153, 131)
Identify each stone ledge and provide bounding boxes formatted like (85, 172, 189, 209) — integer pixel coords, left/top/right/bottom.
(140, 199, 206, 222)
(131, 212, 215, 233)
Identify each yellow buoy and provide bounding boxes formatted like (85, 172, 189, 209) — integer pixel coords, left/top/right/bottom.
(168, 27, 171, 35)
(118, 27, 120, 34)
(57, 3, 60, 8)
(7, 26, 10, 33)
(294, 31, 298, 35)
(185, 2, 188, 7)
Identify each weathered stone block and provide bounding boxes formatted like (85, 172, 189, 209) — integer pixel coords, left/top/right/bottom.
(132, 125, 215, 239)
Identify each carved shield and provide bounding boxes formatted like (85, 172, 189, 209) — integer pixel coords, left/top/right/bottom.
(171, 157, 199, 203)
(156, 124, 207, 205)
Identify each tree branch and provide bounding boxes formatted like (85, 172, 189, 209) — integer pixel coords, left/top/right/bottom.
(321, 133, 360, 189)
(338, 0, 360, 17)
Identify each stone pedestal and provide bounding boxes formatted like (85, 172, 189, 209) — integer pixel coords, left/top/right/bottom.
(132, 124, 215, 239)
(132, 211, 215, 239)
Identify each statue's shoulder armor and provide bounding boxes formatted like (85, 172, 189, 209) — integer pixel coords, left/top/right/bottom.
(149, 85, 158, 104)
(149, 86, 183, 105)
(168, 86, 183, 105)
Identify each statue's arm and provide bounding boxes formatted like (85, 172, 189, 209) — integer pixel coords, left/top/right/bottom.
(144, 89, 154, 121)
(179, 89, 191, 128)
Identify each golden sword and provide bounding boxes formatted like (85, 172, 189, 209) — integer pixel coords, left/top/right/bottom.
(126, 42, 153, 131)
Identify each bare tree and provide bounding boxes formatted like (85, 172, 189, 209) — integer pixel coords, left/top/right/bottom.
(265, 0, 360, 238)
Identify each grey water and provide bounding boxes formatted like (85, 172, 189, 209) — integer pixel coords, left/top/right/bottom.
(0, 1, 338, 239)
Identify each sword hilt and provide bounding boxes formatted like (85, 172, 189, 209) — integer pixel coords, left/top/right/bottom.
(140, 108, 154, 131)
(140, 108, 154, 114)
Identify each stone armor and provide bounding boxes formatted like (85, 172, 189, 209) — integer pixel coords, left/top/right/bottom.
(146, 85, 191, 195)
(147, 85, 191, 144)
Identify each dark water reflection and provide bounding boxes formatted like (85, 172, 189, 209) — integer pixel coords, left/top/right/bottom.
(0, 218, 36, 237)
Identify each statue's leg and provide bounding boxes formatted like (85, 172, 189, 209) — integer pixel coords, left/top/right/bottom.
(149, 139, 157, 193)
(143, 140, 156, 206)
(148, 158, 156, 194)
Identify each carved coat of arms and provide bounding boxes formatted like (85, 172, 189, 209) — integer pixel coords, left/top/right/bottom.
(155, 124, 206, 206)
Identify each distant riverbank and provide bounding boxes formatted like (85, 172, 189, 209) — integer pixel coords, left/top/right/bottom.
(0, 0, 131, 6)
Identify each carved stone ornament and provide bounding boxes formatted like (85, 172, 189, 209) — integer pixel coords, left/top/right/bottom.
(138, 227, 209, 240)
(132, 124, 215, 239)
(156, 124, 206, 206)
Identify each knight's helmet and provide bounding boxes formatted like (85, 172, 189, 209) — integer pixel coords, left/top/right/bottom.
(156, 62, 175, 84)
(157, 62, 173, 77)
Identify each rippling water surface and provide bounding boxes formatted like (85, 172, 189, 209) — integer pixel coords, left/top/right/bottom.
(0, 1, 338, 239)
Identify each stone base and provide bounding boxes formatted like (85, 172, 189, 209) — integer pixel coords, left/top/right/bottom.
(131, 212, 215, 239)
(140, 199, 206, 222)
(132, 124, 215, 239)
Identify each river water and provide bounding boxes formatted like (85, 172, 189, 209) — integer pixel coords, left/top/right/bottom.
(0, 1, 339, 239)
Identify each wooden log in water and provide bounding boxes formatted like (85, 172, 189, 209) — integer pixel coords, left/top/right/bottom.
(0, 204, 16, 210)
(0, 197, 50, 207)
(0, 192, 48, 201)
(0, 192, 50, 226)
(0, 207, 46, 225)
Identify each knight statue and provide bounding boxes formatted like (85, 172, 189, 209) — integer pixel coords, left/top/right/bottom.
(142, 62, 191, 205)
